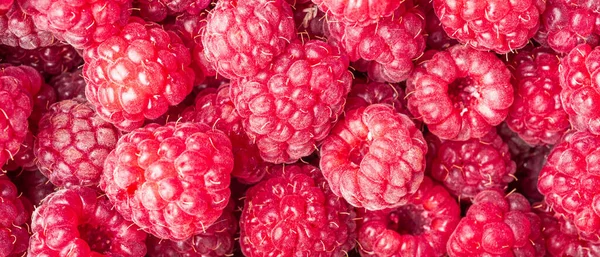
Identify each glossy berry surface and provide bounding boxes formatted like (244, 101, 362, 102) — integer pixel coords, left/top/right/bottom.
(0, 174, 32, 257)
(0, 75, 32, 167)
(312, 0, 401, 25)
(0, 43, 82, 77)
(49, 69, 86, 102)
(0, 3, 54, 50)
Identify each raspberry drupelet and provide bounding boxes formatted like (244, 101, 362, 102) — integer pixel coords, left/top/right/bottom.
(135, 0, 211, 22)
(0, 174, 32, 257)
(8, 169, 55, 206)
(406, 44, 514, 141)
(100, 122, 234, 240)
(0, 3, 54, 50)
(0, 75, 33, 167)
(312, 0, 401, 26)
(0, 43, 82, 78)
(320, 104, 427, 210)
(49, 69, 86, 102)
(3, 130, 35, 171)
(357, 177, 460, 257)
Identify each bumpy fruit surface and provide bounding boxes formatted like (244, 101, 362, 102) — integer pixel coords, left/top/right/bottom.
(135, 0, 210, 22)
(0, 43, 82, 77)
(312, 0, 401, 25)
(0, 3, 53, 49)
(0, 75, 32, 166)
(0, 174, 32, 257)
(3, 130, 35, 171)
(320, 104, 427, 210)
(28, 186, 147, 256)
(406, 44, 513, 141)
(357, 177, 460, 257)
(101, 122, 233, 240)
(8, 169, 55, 206)
(49, 69, 86, 101)
(239, 164, 356, 256)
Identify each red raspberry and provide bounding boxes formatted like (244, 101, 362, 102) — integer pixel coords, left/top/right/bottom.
(320, 104, 427, 210)
(447, 190, 545, 256)
(0, 174, 32, 257)
(8, 169, 55, 206)
(230, 40, 352, 164)
(506, 46, 569, 145)
(48, 69, 86, 102)
(326, 1, 425, 83)
(100, 122, 233, 240)
(0, 76, 32, 167)
(357, 177, 460, 257)
(28, 186, 147, 256)
(202, 0, 295, 79)
(538, 131, 600, 243)
(83, 18, 196, 132)
(419, 0, 457, 50)
(406, 44, 514, 141)
(35, 100, 119, 187)
(0, 0, 13, 14)
(433, 0, 545, 53)
(3, 130, 35, 171)
(0, 3, 54, 50)
(560, 44, 600, 135)
(239, 164, 356, 256)
(20, 0, 133, 49)
(430, 129, 516, 199)
(293, 2, 328, 41)
(513, 145, 550, 204)
(344, 80, 407, 113)
(0, 43, 82, 77)
(312, 0, 401, 25)
(29, 82, 57, 126)
(536, 0, 600, 53)
(135, 0, 211, 22)
(0, 64, 42, 97)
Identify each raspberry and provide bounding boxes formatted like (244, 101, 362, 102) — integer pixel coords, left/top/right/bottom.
(357, 177, 460, 257)
(560, 44, 600, 135)
(83, 18, 196, 132)
(239, 164, 356, 256)
(8, 169, 55, 206)
(3, 130, 35, 171)
(48, 69, 86, 102)
(20, 0, 133, 49)
(505, 46, 569, 145)
(135, 0, 211, 22)
(146, 203, 238, 257)
(326, 1, 425, 83)
(320, 104, 427, 210)
(0, 174, 32, 257)
(537, 131, 600, 243)
(29, 82, 57, 126)
(513, 145, 550, 204)
(430, 130, 516, 199)
(0, 64, 42, 97)
(446, 190, 545, 256)
(35, 100, 120, 187)
(418, 0, 457, 50)
(182, 84, 265, 184)
(202, 0, 296, 79)
(0, 3, 54, 50)
(433, 0, 545, 53)
(535, 0, 600, 53)
(312, 0, 401, 25)
(230, 40, 352, 164)
(344, 80, 407, 114)
(28, 186, 147, 256)
(406, 44, 514, 141)
(293, 2, 328, 41)
(100, 122, 233, 240)
(0, 76, 32, 167)
(0, 43, 82, 78)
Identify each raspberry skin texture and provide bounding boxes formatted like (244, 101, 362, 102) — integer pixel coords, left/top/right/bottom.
(0, 174, 32, 257)
(559, 44, 600, 135)
(406, 44, 514, 141)
(0, 64, 42, 97)
(20, 0, 133, 49)
(35, 100, 119, 187)
(29, 82, 57, 127)
(344, 80, 407, 113)
(135, 0, 211, 22)
(512, 145, 550, 204)
(8, 169, 55, 206)
(505, 46, 569, 146)
(357, 177, 460, 257)
(230, 40, 352, 164)
(100, 122, 234, 240)
(0, 3, 54, 50)
(446, 190, 545, 256)
(420, 0, 457, 51)
(28, 186, 147, 256)
(433, 0, 545, 53)
(49, 69, 86, 102)
(0, 76, 33, 167)
(3, 130, 35, 171)
(239, 164, 357, 256)
(537, 131, 600, 243)
(202, 0, 296, 79)
(0, 43, 82, 78)
(312, 0, 401, 25)
(320, 104, 427, 210)
(83, 18, 196, 132)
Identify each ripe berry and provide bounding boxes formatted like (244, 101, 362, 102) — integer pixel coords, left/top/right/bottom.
(0, 43, 82, 77)
(357, 177, 460, 257)
(135, 0, 210, 22)
(0, 75, 33, 166)
(312, 0, 401, 25)
(0, 174, 32, 257)
(48, 69, 86, 102)
(8, 169, 55, 206)
(0, 3, 54, 50)
(406, 44, 514, 141)
(239, 164, 356, 256)
(320, 104, 427, 210)
(28, 186, 147, 256)
(3, 130, 35, 171)
(100, 122, 233, 240)
(513, 145, 550, 204)
(344, 80, 407, 113)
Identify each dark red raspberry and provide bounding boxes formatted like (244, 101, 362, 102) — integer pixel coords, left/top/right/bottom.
(447, 190, 545, 256)
(29, 82, 57, 126)
(312, 0, 401, 25)
(48, 69, 86, 102)
(83, 18, 196, 131)
(320, 104, 427, 210)
(326, 1, 425, 83)
(430, 130, 516, 199)
(293, 2, 328, 41)
(0, 3, 54, 50)
(536, 0, 600, 53)
(0, 174, 32, 257)
(239, 164, 356, 256)
(560, 44, 600, 135)
(506, 46, 569, 145)
(100, 122, 233, 240)
(433, 0, 545, 53)
(513, 145, 550, 204)
(146, 203, 237, 257)
(202, 0, 296, 79)
(417, 0, 457, 50)
(357, 177, 460, 257)
(538, 131, 600, 243)
(230, 40, 352, 164)
(0, 76, 32, 167)
(35, 100, 119, 187)
(28, 186, 147, 256)
(8, 169, 55, 206)
(20, 0, 133, 49)
(135, 0, 211, 22)
(406, 44, 514, 141)
(497, 121, 534, 159)
(3, 130, 35, 171)
(0, 43, 82, 77)
(344, 80, 407, 113)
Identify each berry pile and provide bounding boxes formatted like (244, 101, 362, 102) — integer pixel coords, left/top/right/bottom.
(1, 0, 600, 256)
